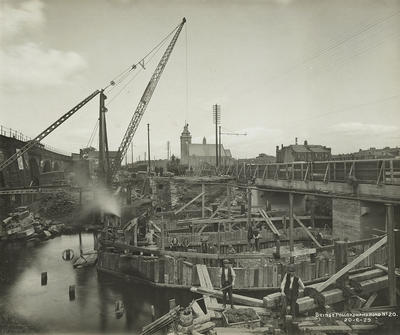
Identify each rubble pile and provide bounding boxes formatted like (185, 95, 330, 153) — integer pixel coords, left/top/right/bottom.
(223, 308, 259, 324)
(37, 191, 78, 218)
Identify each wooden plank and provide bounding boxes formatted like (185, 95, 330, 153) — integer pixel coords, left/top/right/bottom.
(362, 292, 378, 309)
(210, 197, 228, 219)
(192, 301, 206, 317)
(190, 287, 264, 308)
(374, 264, 400, 277)
(174, 192, 205, 215)
(258, 209, 280, 236)
(293, 215, 322, 248)
(196, 264, 217, 318)
(316, 236, 387, 293)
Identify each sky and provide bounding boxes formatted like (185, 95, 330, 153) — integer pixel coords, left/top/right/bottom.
(0, 0, 399, 160)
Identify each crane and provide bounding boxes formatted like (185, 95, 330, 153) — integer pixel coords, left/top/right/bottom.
(110, 18, 186, 178)
(0, 90, 101, 172)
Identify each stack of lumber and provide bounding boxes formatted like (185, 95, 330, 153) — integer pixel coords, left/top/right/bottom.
(263, 267, 388, 312)
(140, 305, 180, 335)
(296, 274, 388, 313)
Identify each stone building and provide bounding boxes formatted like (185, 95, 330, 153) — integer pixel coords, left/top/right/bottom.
(276, 140, 331, 163)
(180, 124, 233, 169)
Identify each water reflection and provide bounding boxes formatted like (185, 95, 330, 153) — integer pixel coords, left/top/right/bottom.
(0, 234, 193, 334)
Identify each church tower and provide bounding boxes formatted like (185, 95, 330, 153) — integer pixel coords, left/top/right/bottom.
(180, 123, 191, 164)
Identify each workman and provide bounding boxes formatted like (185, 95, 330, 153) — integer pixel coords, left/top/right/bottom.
(219, 259, 236, 309)
(280, 263, 305, 317)
(227, 244, 236, 266)
(253, 230, 261, 252)
(170, 236, 179, 251)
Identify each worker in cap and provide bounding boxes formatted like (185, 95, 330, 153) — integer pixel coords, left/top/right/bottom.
(220, 259, 236, 309)
(280, 263, 305, 317)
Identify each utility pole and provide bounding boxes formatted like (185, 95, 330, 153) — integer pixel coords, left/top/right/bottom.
(219, 125, 222, 167)
(147, 123, 151, 174)
(213, 104, 221, 167)
(167, 141, 170, 160)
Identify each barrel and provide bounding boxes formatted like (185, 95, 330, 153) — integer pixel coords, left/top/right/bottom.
(179, 308, 193, 327)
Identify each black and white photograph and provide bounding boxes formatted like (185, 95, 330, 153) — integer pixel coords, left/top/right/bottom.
(0, 0, 399, 334)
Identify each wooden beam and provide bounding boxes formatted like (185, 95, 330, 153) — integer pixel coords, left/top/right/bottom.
(362, 292, 377, 309)
(190, 287, 264, 307)
(258, 209, 280, 236)
(315, 236, 387, 293)
(298, 276, 388, 313)
(293, 214, 322, 248)
(105, 241, 269, 260)
(210, 197, 228, 219)
(374, 264, 400, 277)
(174, 192, 205, 215)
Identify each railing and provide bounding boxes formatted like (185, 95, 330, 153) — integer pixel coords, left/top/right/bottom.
(0, 124, 71, 157)
(238, 158, 400, 185)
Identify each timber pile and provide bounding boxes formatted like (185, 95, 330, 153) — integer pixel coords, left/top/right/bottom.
(263, 267, 388, 313)
(140, 305, 180, 335)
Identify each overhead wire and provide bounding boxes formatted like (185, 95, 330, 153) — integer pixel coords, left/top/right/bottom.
(262, 10, 400, 96)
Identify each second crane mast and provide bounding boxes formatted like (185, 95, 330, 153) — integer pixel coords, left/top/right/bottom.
(112, 18, 186, 177)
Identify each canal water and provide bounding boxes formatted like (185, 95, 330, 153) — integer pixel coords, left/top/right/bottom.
(0, 234, 194, 334)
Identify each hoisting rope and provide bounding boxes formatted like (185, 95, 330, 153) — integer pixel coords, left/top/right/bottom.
(102, 21, 181, 93)
(86, 119, 99, 148)
(105, 36, 170, 107)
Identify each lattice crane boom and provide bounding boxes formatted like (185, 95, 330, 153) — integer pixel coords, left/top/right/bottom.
(0, 90, 101, 172)
(112, 18, 186, 176)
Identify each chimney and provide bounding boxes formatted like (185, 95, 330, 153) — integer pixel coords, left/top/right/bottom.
(304, 140, 308, 146)
(276, 145, 279, 151)
(295, 137, 298, 145)
(281, 144, 283, 149)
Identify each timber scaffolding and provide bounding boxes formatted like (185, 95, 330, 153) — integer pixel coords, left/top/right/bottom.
(99, 177, 398, 333)
(98, 179, 390, 291)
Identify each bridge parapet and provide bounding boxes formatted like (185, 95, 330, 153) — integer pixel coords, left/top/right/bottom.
(240, 158, 400, 186)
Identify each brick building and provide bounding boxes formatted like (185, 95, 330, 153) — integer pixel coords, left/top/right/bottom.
(276, 140, 331, 163)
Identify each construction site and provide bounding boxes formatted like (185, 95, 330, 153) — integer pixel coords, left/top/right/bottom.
(1, 2, 400, 335)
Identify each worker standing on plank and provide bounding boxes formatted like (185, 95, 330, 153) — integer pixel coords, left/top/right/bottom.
(220, 259, 236, 309)
(280, 263, 305, 317)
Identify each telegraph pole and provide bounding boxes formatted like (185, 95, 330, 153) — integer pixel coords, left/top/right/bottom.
(213, 104, 221, 167)
(219, 125, 222, 166)
(147, 123, 151, 174)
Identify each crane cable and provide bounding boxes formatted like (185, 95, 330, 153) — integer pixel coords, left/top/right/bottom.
(105, 35, 170, 107)
(86, 119, 99, 148)
(102, 21, 181, 93)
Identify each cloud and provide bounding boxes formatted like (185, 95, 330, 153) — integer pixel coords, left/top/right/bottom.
(0, 1, 87, 91)
(331, 122, 398, 135)
(0, 43, 87, 90)
(0, 0, 45, 40)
